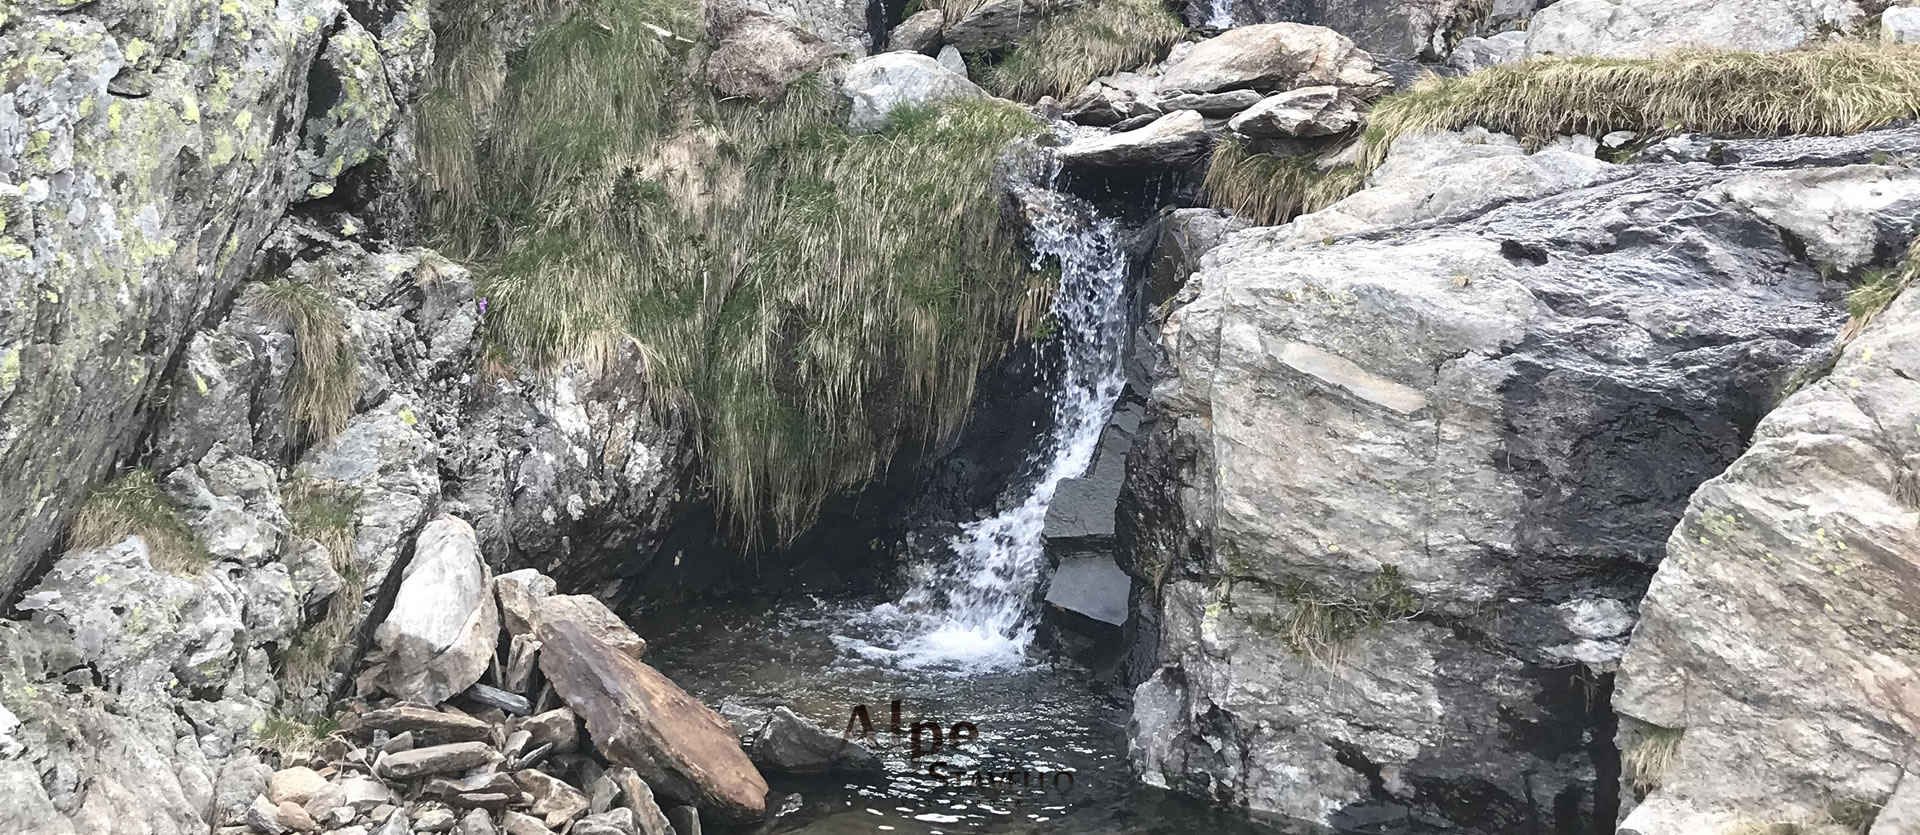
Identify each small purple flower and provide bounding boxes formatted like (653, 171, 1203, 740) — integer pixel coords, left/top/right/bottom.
(476, 296, 488, 316)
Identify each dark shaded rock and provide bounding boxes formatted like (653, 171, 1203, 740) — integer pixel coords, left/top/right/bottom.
(888, 9, 945, 54)
(749, 707, 885, 775)
(426, 772, 525, 809)
(379, 742, 500, 780)
(536, 619, 768, 822)
(360, 704, 494, 746)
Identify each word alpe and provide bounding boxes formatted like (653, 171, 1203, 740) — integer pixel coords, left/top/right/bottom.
(842, 700, 1078, 791)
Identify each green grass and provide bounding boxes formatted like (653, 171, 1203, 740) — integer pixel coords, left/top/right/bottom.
(277, 476, 364, 706)
(252, 712, 341, 763)
(254, 280, 359, 442)
(985, 0, 1187, 101)
(419, 0, 1047, 544)
(1210, 41, 1920, 226)
(69, 470, 207, 574)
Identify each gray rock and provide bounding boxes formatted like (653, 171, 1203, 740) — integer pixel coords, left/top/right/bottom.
(1886, 6, 1920, 44)
(942, 0, 1084, 52)
(249, 795, 288, 835)
(1126, 127, 1920, 832)
(888, 9, 945, 54)
(425, 771, 524, 809)
(706, 11, 848, 101)
(414, 808, 459, 832)
(1526, 0, 1865, 58)
(267, 767, 330, 806)
(375, 811, 414, 835)
(1054, 111, 1213, 170)
(573, 808, 641, 835)
(1445, 30, 1527, 73)
(1614, 285, 1920, 830)
(726, 0, 872, 55)
(516, 768, 591, 829)
(379, 742, 500, 780)
(460, 809, 499, 835)
(360, 704, 495, 746)
(0, 0, 390, 594)
(840, 52, 990, 133)
(1702, 165, 1920, 275)
(1182, 0, 1493, 60)
(1258, 128, 1619, 248)
(495, 569, 558, 636)
(499, 811, 553, 835)
(609, 769, 675, 835)
(1155, 23, 1393, 96)
(1227, 85, 1362, 138)
(294, 16, 398, 201)
(1063, 74, 1165, 126)
(1159, 89, 1265, 117)
(373, 516, 499, 704)
(748, 707, 885, 775)
(341, 776, 395, 812)
(936, 45, 969, 78)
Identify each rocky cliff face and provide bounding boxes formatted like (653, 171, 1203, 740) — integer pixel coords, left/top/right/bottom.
(1120, 125, 1920, 832)
(1612, 267, 1920, 832)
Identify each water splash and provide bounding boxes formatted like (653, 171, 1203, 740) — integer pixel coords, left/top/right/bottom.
(1204, 0, 1236, 30)
(846, 187, 1131, 672)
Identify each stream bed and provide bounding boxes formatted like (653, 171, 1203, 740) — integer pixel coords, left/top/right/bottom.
(640, 598, 1273, 835)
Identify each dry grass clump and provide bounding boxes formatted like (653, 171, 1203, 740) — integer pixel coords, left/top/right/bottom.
(1204, 138, 1368, 226)
(418, 0, 1046, 543)
(69, 470, 207, 574)
(1210, 41, 1920, 227)
(1623, 725, 1685, 792)
(1844, 236, 1920, 341)
(276, 476, 364, 707)
(255, 280, 359, 442)
(1253, 567, 1419, 667)
(986, 0, 1187, 101)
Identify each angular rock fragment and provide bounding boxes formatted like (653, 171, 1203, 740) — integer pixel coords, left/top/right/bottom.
(373, 517, 500, 704)
(379, 742, 500, 780)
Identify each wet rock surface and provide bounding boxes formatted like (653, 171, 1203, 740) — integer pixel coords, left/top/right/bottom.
(1122, 126, 1920, 832)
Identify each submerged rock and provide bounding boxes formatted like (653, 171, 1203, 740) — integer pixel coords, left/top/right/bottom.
(1613, 286, 1920, 830)
(373, 517, 500, 705)
(536, 618, 768, 822)
(746, 707, 884, 775)
(1125, 126, 1920, 832)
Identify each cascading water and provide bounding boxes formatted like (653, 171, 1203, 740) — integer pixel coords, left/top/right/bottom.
(1205, 0, 1237, 29)
(844, 185, 1131, 672)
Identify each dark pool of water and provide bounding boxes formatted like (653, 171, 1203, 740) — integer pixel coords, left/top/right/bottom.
(638, 597, 1275, 835)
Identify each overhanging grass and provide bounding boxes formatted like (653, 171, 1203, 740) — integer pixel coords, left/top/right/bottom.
(70, 470, 207, 574)
(986, 0, 1186, 101)
(1624, 726, 1684, 793)
(255, 280, 359, 442)
(1205, 138, 1367, 227)
(1844, 237, 1920, 341)
(1210, 41, 1920, 226)
(421, 0, 1046, 543)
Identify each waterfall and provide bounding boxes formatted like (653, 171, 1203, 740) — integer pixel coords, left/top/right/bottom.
(843, 186, 1131, 672)
(1204, 0, 1237, 29)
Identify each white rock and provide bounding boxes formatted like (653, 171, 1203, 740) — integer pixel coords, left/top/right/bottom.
(1703, 164, 1920, 274)
(839, 53, 989, 133)
(1526, 0, 1865, 58)
(1054, 110, 1212, 169)
(936, 45, 967, 78)
(1227, 86, 1362, 138)
(372, 516, 499, 704)
(1445, 30, 1528, 72)
(1155, 23, 1392, 96)
(1885, 6, 1920, 43)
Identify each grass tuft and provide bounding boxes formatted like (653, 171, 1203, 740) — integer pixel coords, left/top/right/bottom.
(986, 0, 1187, 101)
(70, 470, 207, 574)
(418, 0, 1048, 544)
(254, 280, 360, 442)
(1624, 725, 1684, 793)
(1844, 237, 1920, 341)
(277, 476, 364, 707)
(1252, 566, 1420, 667)
(1210, 41, 1920, 227)
(252, 712, 341, 763)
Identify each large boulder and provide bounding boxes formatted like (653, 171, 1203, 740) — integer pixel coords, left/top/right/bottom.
(1612, 287, 1920, 830)
(839, 53, 990, 133)
(942, 0, 1084, 52)
(1181, 0, 1486, 60)
(1526, 0, 1866, 58)
(1124, 127, 1920, 832)
(536, 619, 768, 822)
(1155, 23, 1393, 97)
(373, 516, 500, 705)
(726, 0, 872, 55)
(706, 10, 848, 101)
